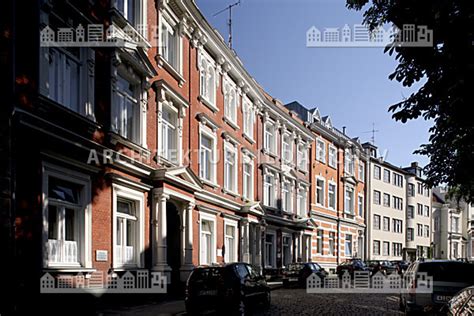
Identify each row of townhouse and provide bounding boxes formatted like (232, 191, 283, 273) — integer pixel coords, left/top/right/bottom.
(0, 0, 433, 312)
(432, 187, 474, 260)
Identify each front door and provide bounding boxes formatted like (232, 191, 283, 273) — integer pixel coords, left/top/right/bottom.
(166, 202, 181, 292)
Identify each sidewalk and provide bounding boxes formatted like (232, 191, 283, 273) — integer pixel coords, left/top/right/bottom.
(98, 300, 186, 316)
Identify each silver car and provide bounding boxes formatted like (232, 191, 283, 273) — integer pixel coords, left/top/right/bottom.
(399, 260, 474, 314)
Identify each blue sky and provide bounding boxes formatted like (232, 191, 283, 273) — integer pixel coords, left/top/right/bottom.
(196, 0, 432, 168)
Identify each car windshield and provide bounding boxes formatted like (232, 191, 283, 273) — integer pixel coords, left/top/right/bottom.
(189, 267, 224, 283)
(418, 262, 474, 283)
(310, 263, 322, 271)
(354, 260, 366, 267)
(289, 263, 303, 271)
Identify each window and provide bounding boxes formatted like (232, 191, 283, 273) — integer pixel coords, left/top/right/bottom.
(297, 187, 307, 217)
(374, 190, 381, 205)
(434, 216, 440, 231)
(316, 230, 323, 254)
(374, 165, 381, 180)
(393, 219, 403, 233)
(358, 195, 364, 217)
(344, 186, 355, 215)
(417, 224, 423, 236)
(374, 214, 381, 230)
(383, 193, 391, 207)
(113, 74, 141, 143)
(282, 236, 292, 267)
(199, 132, 216, 183)
(263, 172, 276, 207)
(224, 143, 238, 193)
(282, 181, 293, 213)
(344, 150, 354, 175)
(451, 217, 460, 233)
(328, 183, 336, 210)
(417, 204, 423, 216)
(44, 170, 90, 267)
(115, 199, 138, 266)
(113, 184, 145, 268)
(424, 187, 430, 197)
(224, 221, 237, 263)
(345, 235, 352, 256)
(393, 243, 402, 257)
(383, 241, 390, 256)
(316, 178, 325, 207)
(328, 146, 337, 168)
(160, 18, 181, 71)
(199, 52, 217, 107)
(359, 163, 365, 182)
(383, 169, 391, 183)
(200, 217, 216, 265)
(383, 216, 390, 231)
(316, 139, 326, 163)
(408, 183, 415, 197)
(297, 143, 308, 171)
(328, 232, 335, 255)
(265, 233, 275, 267)
(393, 196, 403, 210)
(373, 240, 380, 256)
(282, 134, 293, 163)
(407, 228, 414, 241)
(393, 173, 403, 187)
(117, 0, 136, 24)
(264, 121, 276, 154)
(417, 182, 423, 195)
(242, 157, 254, 200)
(223, 79, 237, 124)
(242, 98, 254, 140)
(407, 205, 415, 219)
(424, 206, 430, 217)
(160, 104, 178, 162)
(424, 225, 430, 238)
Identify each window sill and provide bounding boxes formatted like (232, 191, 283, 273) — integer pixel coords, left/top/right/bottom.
(157, 154, 179, 167)
(242, 133, 255, 144)
(109, 132, 151, 158)
(297, 167, 309, 175)
(223, 116, 239, 130)
(263, 205, 278, 212)
(156, 54, 185, 87)
(200, 178, 220, 189)
(198, 95, 219, 113)
(44, 267, 96, 273)
(261, 148, 277, 158)
(222, 188, 239, 198)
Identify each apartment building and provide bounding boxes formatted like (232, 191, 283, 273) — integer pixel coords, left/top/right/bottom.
(432, 187, 474, 260)
(285, 102, 368, 271)
(365, 144, 432, 262)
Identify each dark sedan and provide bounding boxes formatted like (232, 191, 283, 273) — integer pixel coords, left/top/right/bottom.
(185, 263, 271, 315)
(282, 262, 328, 287)
(336, 258, 368, 278)
(366, 260, 398, 275)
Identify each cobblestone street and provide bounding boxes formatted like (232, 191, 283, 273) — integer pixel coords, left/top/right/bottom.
(258, 288, 404, 316)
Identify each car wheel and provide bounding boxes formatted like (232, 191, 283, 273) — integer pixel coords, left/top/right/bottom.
(282, 279, 289, 288)
(398, 296, 404, 311)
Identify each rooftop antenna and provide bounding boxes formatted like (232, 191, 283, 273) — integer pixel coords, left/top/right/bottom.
(363, 123, 380, 144)
(213, 0, 241, 49)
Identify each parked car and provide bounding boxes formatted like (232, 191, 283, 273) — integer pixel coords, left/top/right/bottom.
(282, 262, 328, 287)
(390, 260, 410, 274)
(399, 260, 474, 314)
(366, 260, 397, 276)
(336, 258, 368, 278)
(185, 263, 271, 315)
(443, 286, 474, 315)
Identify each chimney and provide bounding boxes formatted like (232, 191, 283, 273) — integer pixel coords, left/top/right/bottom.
(411, 161, 418, 168)
(342, 126, 346, 135)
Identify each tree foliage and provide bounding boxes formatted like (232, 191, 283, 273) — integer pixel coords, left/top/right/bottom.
(347, 0, 474, 202)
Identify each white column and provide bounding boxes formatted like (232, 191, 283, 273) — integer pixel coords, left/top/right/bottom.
(180, 202, 195, 282)
(241, 219, 250, 263)
(152, 191, 171, 278)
